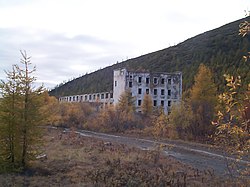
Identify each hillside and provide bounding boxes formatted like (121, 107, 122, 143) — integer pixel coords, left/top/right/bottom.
(49, 17, 250, 97)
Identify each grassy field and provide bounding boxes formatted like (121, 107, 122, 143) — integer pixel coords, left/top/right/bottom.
(0, 128, 248, 186)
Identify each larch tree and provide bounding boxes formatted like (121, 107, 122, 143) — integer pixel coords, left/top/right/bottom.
(117, 90, 136, 114)
(141, 93, 153, 117)
(0, 65, 22, 171)
(168, 101, 194, 140)
(0, 51, 45, 172)
(189, 63, 217, 140)
(115, 90, 136, 131)
(153, 108, 168, 139)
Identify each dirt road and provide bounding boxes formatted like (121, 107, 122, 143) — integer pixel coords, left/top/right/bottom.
(73, 129, 250, 177)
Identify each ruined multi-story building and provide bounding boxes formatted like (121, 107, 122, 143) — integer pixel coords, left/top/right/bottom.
(59, 68, 182, 114)
(113, 68, 182, 114)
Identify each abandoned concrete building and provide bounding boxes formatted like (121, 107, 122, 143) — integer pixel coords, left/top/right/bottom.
(59, 68, 182, 114)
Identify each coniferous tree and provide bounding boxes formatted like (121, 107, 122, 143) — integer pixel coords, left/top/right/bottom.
(153, 108, 168, 138)
(116, 90, 136, 131)
(117, 90, 136, 113)
(168, 101, 194, 140)
(141, 94, 153, 117)
(0, 65, 22, 171)
(0, 51, 45, 172)
(189, 63, 217, 140)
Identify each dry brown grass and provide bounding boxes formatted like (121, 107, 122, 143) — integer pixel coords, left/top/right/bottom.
(0, 128, 248, 186)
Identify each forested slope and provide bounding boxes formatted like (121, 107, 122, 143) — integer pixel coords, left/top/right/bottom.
(50, 17, 249, 97)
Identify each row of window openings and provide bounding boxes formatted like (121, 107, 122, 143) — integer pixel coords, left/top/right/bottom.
(115, 78, 172, 88)
(137, 100, 171, 107)
(138, 88, 171, 96)
(135, 77, 171, 85)
(68, 93, 113, 102)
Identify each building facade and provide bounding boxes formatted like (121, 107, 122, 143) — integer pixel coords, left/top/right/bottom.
(59, 68, 182, 114)
(113, 68, 182, 114)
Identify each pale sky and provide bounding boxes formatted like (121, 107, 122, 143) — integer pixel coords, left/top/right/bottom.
(0, 0, 249, 89)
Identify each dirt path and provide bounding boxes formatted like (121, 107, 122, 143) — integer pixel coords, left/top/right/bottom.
(74, 129, 250, 177)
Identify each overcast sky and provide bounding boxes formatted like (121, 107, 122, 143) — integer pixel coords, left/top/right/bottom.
(0, 0, 249, 89)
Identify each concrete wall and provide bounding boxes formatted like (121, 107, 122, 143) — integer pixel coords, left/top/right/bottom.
(113, 69, 127, 104)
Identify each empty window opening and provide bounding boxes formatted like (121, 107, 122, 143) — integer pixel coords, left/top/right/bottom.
(168, 90, 171, 96)
(153, 77, 158, 84)
(154, 89, 157, 95)
(138, 100, 142, 106)
(161, 78, 165, 84)
(161, 89, 165, 95)
(168, 78, 171, 84)
(138, 88, 142, 94)
(138, 76, 142, 83)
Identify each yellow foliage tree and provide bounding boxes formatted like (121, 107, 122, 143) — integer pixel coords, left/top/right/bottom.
(189, 63, 217, 140)
(213, 75, 249, 155)
(117, 90, 136, 114)
(116, 90, 136, 128)
(168, 101, 194, 140)
(0, 51, 45, 171)
(153, 109, 168, 138)
(141, 93, 153, 117)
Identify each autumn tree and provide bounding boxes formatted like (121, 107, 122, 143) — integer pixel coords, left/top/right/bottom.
(168, 101, 195, 140)
(114, 90, 136, 131)
(117, 90, 136, 114)
(118, 90, 135, 122)
(213, 75, 249, 155)
(0, 65, 22, 171)
(189, 64, 217, 140)
(0, 51, 45, 172)
(153, 108, 168, 138)
(55, 102, 93, 128)
(39, 91, 61, 126)
(141, 93, 153, 117)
